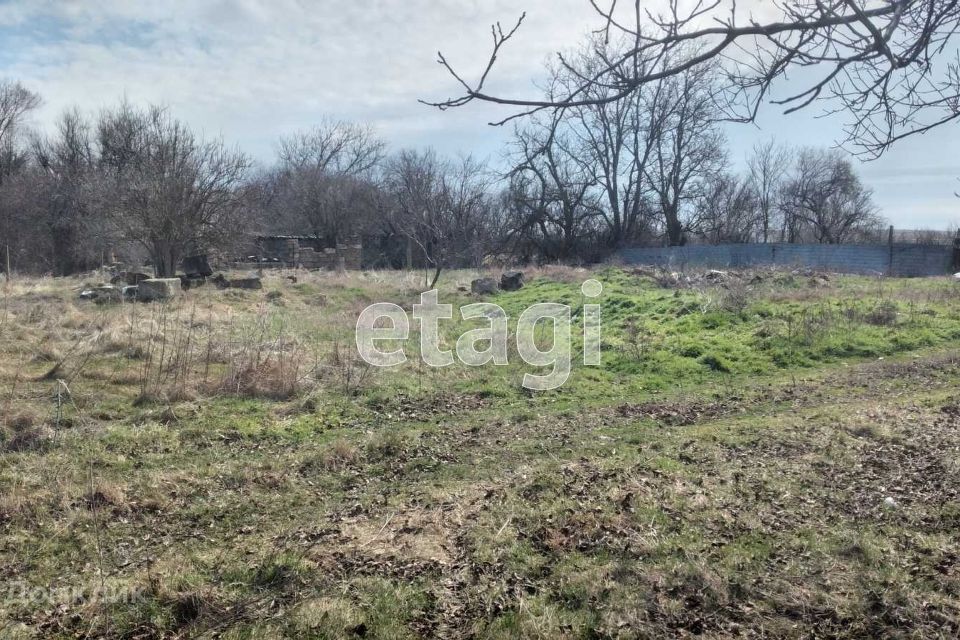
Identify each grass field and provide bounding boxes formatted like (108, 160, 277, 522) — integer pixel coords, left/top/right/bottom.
(1, 266, 959, 638)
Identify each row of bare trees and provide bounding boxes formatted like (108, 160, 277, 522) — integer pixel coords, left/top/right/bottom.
(250, 124, 497, 286)
(7, 0, 960, 277)
(1, 62, 885, 279)
(0, 83, 500, 281)
(495, 38, 884, 261)
(0, 84, 250, 277)
(696, 142, 884, 246)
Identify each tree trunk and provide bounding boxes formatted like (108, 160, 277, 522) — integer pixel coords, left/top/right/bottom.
(428, 264, 442, 290)
(665, 205, 684, 246)
(152, 243, 178, 278)
(52, 227, 77, 276)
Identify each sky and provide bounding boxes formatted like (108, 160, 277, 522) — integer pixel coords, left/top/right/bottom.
(1, 0, 958, 229)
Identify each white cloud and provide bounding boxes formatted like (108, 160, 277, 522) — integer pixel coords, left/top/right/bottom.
(5, 1, 598, 155)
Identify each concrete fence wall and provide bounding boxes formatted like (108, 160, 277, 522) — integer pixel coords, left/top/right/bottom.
(617, 243, 956, 277)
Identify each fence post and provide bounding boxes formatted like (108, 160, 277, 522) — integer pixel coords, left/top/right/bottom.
(888, 226, 895, 277)
(953, 230, 960, 272)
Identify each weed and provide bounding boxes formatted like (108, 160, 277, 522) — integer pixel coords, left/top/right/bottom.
(319, 439, 360, 471)
(719, 279, 755, 314)
(622, 319, 660, 362)
(865, 300, 900, 326)
(319, 340, 373, 396)
(699, 353, 731, 372)
(366, 430, 408, 461)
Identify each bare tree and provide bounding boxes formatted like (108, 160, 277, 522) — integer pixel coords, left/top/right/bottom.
(0, 80, 41, 182)
(269, 120, 387, 243)
(31, 109, 99, 275)
(644, 61, 728, 246)
(278, 120, 386, 176)
(428, 1, 960, 156)
(0, 81, 41, 276)
(97, 103, 251, 277)
(274, 170, 379, 244)
(748, 139, 791, 243)
(0, 169, 45, 273)
(500, 41, 726, 255)
(781, 147, 884, 243)
(506, 118, 604, 261)
(385, 149, 493, 288)
(552, 36, 665, 248)
(695, 173, 759, 243)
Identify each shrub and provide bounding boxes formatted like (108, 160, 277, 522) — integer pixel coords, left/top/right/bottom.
(865, 300, 899, 327)
(719, 281, 755, 314)
(214, 358, 302, 400)
(318, 439, 359, 471)
(366, 431, 408, 461)
(317, 342, 372, 396)
(699, 354, 731, 373)
(1, 411, 53, 453)
(678, 344, 704, 359)
(622, 319, 660, 362)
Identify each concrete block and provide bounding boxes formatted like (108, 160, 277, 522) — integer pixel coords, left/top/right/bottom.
(137, 278, 181, 302)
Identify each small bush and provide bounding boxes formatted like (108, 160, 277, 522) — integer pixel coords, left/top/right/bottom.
(124, 344, 149, 360)
(82, 481, 128, 511)
(699, 354, 731, 373)
(214, 358, 302, 400)
(622, 319, 660, 362)
(1, 411, 53, 453)
(5, 410, 40, 431)
(678, 344, 704, 359)
(652, 269, 685, 289)
(319, 439, 359, 471)
(719, 281, 755, 314)
(317, 342, 372, 396)
(865, 300, 899, 326)
(366, 431, 408, 461)
(250, 554, 309, 592)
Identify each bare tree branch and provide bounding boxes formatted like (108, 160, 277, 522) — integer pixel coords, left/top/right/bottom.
(426, 1, 960, 157)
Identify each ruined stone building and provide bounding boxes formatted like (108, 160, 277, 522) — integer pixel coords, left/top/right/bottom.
(255, 236, 362, 270)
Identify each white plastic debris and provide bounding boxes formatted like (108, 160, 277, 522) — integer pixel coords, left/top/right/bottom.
(883, 496, 898, 509)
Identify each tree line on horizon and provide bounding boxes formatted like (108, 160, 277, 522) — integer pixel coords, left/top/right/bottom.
(0, 54, 904, 280)
(6, 0, 960, 281)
